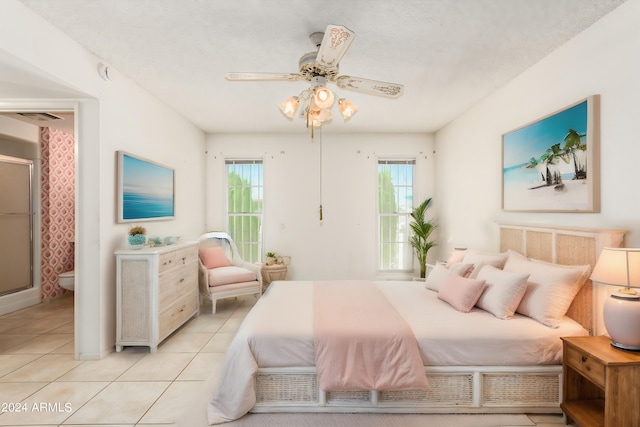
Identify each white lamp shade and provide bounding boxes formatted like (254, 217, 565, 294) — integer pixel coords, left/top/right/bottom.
(591, 248, 640, 288)
(592, 247, 640, 350)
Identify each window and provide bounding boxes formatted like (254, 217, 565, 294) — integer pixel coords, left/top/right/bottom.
(378, 159, 415, 271)
(226, 159, 263, 263)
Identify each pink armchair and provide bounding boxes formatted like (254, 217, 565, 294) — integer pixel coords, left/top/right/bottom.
(198, 232, 262, 314)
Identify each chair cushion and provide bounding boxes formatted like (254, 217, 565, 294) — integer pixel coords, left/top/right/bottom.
(210, 281, 260, 294)
(199, 246, 231, 269)
(208, 266, 257, 287)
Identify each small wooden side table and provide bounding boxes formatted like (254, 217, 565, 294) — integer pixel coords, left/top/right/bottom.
(561, 335, 640, 427)
(261, 264, 288, 290)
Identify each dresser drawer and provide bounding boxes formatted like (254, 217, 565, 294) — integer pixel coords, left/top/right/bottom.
(158, 261, 198, 309)
(159, 289, 198, 341)
(159, 245, 198, 273)
(566, 344, 605, 389)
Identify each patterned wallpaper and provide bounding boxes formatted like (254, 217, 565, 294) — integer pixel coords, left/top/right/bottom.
(40, 127, 75, 299)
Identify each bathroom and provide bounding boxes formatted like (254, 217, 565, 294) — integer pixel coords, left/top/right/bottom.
(0, 112, 75, 315)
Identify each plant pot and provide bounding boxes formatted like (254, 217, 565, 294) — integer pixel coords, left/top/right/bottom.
(128, 234, 146, 249)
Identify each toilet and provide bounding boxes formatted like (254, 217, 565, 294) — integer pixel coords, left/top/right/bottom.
(59, 270, 75, 292)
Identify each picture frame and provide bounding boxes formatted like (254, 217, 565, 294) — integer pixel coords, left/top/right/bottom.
(502, 95, 600, 212)
(117, 151, 175, 223)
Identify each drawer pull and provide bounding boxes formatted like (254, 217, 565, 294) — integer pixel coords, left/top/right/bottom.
(581, 355, 588, 363)
(179, 278, 185, 283)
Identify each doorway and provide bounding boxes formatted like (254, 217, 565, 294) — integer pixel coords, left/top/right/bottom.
(0, 102, 79, 357)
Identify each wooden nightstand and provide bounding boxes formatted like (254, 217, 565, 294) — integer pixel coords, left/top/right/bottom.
(561, 335, 640, 427)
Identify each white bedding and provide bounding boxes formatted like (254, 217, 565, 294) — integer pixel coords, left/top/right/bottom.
(207, 280, 588, 424)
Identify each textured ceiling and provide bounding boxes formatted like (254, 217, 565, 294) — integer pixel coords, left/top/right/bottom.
(19, 0, 627, 134)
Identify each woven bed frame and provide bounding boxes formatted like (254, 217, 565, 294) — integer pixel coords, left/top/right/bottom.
(250, 224, 625, 415)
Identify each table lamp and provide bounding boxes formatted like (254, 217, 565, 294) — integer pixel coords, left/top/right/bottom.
(590, 248, 640, 350)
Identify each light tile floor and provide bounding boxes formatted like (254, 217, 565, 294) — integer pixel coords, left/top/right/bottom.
(0, 294, 572, 426)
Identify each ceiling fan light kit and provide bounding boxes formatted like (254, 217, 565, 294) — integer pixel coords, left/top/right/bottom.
(226, 24, 403, 133)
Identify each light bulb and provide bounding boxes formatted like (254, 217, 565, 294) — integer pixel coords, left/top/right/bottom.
(313, 87, 335, 109)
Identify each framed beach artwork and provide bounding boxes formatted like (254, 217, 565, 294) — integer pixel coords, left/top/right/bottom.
(117, 151, 175, 222)
(502, 95, 600, 212)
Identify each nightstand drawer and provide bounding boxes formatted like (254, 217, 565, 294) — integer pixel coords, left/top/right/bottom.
(566, 345, 605, 389)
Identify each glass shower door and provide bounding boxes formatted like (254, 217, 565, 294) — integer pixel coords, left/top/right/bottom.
(0, 155, 33, 296)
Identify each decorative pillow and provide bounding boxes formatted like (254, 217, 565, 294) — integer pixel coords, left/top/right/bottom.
(474, 264, 529, 320)
(199, 246, 231, 269)
(438, 275, 486, 313)
(462, 249, 509, 270)
(504, 250, 591, 328)
(448, 262, 474, 278)
(446, 249, 468, 267)
(424, 263, 471, 292)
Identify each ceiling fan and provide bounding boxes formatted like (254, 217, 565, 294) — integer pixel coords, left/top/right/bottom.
(225, 24, 404, 128)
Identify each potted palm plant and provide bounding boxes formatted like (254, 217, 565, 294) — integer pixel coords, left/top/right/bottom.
(409, 198, 437, 279)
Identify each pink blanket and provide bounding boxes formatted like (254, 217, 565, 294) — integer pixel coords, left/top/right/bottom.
(313, 280, 428, 391)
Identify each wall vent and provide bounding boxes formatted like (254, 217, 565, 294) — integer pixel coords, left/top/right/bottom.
(17, 112, 64, 121)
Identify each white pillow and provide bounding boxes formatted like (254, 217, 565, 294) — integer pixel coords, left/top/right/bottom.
(445, 249, 468, 267)
(504, 250, 590, 328)
(424, 263, 472, 292)
(462, 249, 509, 276)
(474, 264, 529, 320)
(448, 262, 474, 277)
(438, 275, 486, 313)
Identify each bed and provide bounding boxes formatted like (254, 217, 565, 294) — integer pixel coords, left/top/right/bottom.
(206, 224, 625, 424)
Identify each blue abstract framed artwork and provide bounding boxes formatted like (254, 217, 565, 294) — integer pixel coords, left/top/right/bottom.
(502, 95, 600, 212)
(117, 151, 175, 222)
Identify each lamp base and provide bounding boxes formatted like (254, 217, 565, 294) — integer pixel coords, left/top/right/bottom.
(610, 341, 640, 351)
(604, 291, 640, 351)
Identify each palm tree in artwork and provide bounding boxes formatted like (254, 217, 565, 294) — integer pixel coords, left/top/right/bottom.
(563, 129, 587, 179)
(525, 156, 546, 182)
(543, 143, 569, 186)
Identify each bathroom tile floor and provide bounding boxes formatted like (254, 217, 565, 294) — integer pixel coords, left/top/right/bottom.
(0, 294, 572, 426)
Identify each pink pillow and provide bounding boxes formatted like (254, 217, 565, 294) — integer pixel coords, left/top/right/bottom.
(438, 275, 486, 313)
(199, 247, 231, 269)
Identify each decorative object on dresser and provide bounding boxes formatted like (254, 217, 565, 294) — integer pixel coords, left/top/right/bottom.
(127, 225, 147, 249)
(115, 241, 198, 352)
(197, 232, 262, 314)
(561, 335, 640, 427)
(590, 248, 640, 350)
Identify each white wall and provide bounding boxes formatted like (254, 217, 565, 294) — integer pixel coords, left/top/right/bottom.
(206, 132, 435, 280)
(435, 0, 640, 257)
(0, 1, 206, 359)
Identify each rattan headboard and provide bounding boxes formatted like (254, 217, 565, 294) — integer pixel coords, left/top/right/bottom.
(498, 223, 626, 335)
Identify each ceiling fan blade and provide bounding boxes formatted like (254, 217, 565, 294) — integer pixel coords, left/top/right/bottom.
(335, 76, 404, 98)
(225, 72, 304, 82)
(316, 25, 355, 68)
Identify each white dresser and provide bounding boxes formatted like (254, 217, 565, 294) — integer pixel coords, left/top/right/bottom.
(115, 241, 199, 352)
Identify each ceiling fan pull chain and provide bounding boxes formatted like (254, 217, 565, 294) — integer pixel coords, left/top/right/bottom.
(319, 127, 323, 222)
